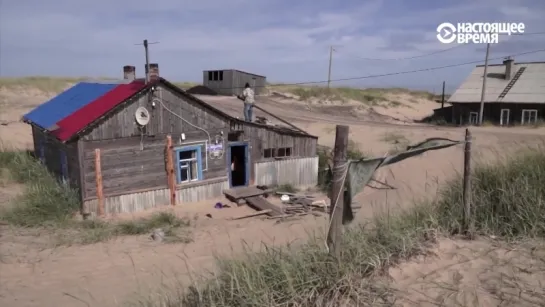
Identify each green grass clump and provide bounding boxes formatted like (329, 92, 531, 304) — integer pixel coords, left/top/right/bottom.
(59, 212, 192, 245)
(133, 204, 437, 307)
(316, 141, 368, 192)
(271, 85, 436, 106)
(0, 149, 192, 245)
(436, 148, 545, 238)
(0, 149, 80, 226)
(0, 77, 201, 93)
(0, 76, 115, 93)
(131, 148, 545, 307)
(280, 86, 386, 105)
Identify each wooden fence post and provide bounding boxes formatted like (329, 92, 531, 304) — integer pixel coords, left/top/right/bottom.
(327, 125, 349, 259)
(95, 149, 104, 217)
(462, 128, 473, 237)
(165, 135, 176, 206)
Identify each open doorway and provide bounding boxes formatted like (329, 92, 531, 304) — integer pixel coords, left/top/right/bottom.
(469, 112, 479, 125)
(229, 143, 249, 187)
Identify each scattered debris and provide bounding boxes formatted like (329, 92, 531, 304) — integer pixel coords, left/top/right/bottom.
(224, 186, 329, 222)
(230, 209, 272, 220)
(215, 202, 230, 209)
(186, 85, 218, 95)
(245, 196, 283, 216)
(255, 116, 272, 125)
(150, 228, 165, 242)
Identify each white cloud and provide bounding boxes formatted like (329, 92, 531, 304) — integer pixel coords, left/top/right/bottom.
(0, 0, 543, 90)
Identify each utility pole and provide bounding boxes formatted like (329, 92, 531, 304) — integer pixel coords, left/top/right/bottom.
(478, 43, 490, 125)
(144, 39, 150, 84)
(327, 125, 348, 260)
(441, 81, 446, 109)
(327, 46, 334, 90)
(134, 39, 159, 84)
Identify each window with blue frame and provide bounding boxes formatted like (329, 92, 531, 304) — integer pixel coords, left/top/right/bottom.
(175, 146, 203, 184)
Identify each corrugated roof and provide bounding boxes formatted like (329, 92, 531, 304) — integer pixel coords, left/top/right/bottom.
(448, 62, 545, 104)
(23, 82, 118, 129)
(53, 80, 147, 141)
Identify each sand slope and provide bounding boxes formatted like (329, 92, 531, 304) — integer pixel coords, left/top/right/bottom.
(1, 80, 545, 307)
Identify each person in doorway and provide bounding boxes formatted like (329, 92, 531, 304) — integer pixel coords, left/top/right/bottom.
(237, 83, 255, 122)
(231, 155, 238, 171)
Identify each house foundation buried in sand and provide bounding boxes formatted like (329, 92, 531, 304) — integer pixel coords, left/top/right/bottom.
(22, 64, 318, 217)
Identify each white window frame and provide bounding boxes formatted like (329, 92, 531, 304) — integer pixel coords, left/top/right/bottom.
(175, 146, 202, 184)
(521, 109, 538, 125)
(469, 112, 479, 125)
(179, 158, 199, 183)
(500, 108, 510, 126)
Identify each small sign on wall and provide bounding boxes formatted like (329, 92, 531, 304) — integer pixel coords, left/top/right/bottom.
(208, 144, 224, 157)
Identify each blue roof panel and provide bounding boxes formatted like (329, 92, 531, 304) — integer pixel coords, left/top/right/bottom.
(23, 82, 118, 129)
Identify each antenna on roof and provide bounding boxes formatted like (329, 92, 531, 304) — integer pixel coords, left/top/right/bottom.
(134, 39, 159, 84)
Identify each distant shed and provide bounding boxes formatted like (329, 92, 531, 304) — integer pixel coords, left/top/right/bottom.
(203, 69, 266, 96)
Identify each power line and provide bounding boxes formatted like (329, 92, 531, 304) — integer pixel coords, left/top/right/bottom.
(200, 48, 545, 91)
(297, 48, 545, 85)
(336, 44, 466, 61)
(334, 31, 545, 61)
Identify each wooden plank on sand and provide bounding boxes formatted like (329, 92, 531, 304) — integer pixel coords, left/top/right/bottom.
(245, 196, 283, 217)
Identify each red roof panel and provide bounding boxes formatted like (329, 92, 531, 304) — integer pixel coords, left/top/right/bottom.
(53, 80, 147, 141)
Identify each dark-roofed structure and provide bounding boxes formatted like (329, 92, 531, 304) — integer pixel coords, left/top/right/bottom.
(23, 65, 318, 216)
(447, 59, 545, 125)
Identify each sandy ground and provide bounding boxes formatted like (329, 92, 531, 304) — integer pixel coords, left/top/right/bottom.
(1, 85, 545, 306)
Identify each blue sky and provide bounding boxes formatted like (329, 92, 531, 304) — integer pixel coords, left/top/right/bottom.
(1, 0, 544, 93)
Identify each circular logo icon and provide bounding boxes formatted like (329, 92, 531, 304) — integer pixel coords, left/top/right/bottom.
(437, 23, 456, 44)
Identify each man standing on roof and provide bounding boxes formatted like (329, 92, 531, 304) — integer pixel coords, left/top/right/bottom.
(237, 83, 255, 122)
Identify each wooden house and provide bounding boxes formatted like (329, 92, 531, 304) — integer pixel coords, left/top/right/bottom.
(22, 65, 318, 216)
(448, 58, 545, 126)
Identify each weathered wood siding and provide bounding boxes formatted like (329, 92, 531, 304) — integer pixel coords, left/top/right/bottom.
(238, 124, 317, 161)
(255, 157, 318, 187)
(81, 135, 228, 199)
(83, 177, 228, 215)
(80, 85, 231, 200)
(176, 177, 228, 203)
(82, 137, 168, 199)
(81, 85, 230, 141)
(31, 126, 82, 199)
(84, 187, 170, 215)
(231, 123, 317, 183)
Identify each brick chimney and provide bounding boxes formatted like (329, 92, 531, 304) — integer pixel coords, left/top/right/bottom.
(123, 65, 136, 80)
(146, 63, 159, 81)
(503, 56, 514, 80)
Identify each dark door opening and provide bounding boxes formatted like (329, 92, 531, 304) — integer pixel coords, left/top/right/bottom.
(230, 145, 248, 187)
